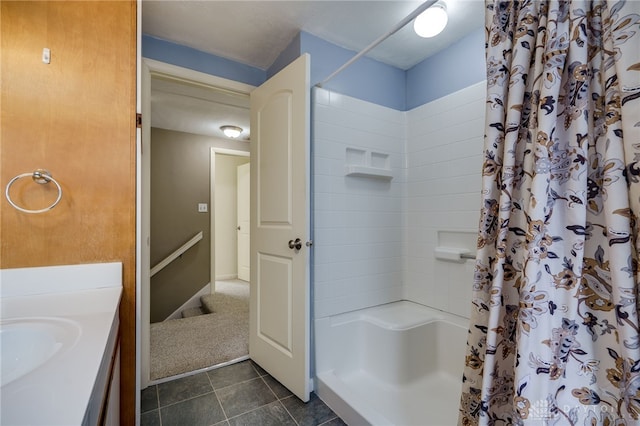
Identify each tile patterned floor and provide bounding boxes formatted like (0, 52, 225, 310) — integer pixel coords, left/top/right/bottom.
(140, 360, 346, 426)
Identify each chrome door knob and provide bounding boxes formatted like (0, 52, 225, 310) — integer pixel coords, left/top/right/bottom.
(288, 238, 302, 250)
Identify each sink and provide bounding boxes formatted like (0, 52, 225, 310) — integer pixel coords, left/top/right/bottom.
(0, 317, 81, 387)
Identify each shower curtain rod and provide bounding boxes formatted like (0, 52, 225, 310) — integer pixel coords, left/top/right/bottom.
(315, 0, 439, 88)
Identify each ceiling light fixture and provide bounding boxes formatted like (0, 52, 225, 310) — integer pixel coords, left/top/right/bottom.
(220, 125, 243, 138)
(414, 2, 448, 38)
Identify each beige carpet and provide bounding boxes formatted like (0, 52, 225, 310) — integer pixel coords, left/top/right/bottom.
(150, 280, 249, 380)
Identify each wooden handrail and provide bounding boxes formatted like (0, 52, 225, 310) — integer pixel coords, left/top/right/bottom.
(150, 231, 203, 277)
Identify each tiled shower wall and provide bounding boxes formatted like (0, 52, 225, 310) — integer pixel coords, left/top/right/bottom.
(313, 88, 406, 318)
(312, 82, 485, 320)
(405, 81, 485, 318)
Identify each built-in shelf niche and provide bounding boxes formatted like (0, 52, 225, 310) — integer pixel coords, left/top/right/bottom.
(344, 147, 393, 180)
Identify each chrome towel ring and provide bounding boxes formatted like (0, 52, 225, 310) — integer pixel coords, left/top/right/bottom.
(5, 169, 63, 214)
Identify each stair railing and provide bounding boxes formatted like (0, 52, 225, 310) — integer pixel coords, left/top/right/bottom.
(150, 231, 203, 277)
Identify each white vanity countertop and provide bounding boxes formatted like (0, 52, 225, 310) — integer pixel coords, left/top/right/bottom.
(0, 262, 122, 426)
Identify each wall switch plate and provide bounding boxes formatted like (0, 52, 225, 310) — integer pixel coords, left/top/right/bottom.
(198, 203, 208, 213)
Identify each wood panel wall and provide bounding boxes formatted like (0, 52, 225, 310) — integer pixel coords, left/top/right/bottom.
(0, 2, 137, 423)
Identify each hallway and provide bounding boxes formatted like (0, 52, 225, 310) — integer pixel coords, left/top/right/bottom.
(150, 280, 249, 380)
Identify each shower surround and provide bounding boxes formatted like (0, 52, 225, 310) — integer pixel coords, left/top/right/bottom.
(312, 81, 485, 423)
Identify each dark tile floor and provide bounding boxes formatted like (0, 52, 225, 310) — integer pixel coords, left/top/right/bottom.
(140, 360, 346, 426)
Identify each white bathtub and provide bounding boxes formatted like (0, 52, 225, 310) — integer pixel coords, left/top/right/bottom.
(315, 301, 468, 425)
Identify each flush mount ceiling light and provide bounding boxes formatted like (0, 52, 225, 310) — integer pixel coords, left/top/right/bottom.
(220, 125, 243, 138)
(414, 2, 448, 38)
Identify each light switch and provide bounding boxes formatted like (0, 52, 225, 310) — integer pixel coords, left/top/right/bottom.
(198, 203, 208, 213)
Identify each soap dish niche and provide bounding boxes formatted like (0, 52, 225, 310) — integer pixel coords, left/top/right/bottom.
(346, 148, 367, 165)
(371, 152, 389, 169)
(344, 148, 392, 180)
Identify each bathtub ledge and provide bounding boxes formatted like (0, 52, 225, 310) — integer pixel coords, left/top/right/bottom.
(329, 300, 466, 330)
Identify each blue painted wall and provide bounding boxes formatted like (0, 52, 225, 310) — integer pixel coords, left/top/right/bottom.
(269, 31, 485, 111)
(269, 32, 407, 110)
(299, 32, 406, 111)
(142, 28, 486, 111)
(406, 28, 485, 109)
(142, 35, 265, 87)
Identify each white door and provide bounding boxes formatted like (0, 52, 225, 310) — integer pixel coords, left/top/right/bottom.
(237, 162, 250, 282)
(249, 54, 311, 402)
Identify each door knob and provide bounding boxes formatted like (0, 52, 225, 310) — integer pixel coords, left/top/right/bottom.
(288, 238, 302, 250)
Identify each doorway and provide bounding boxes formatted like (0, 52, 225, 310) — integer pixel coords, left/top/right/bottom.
(211, 151, 250, 284)
(141, 59, 255, 388)
(140, 55, 312, 401)
(237, 161, 250, 282)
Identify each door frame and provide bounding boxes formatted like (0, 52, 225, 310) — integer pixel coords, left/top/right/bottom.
(210, 148, 250, 288)
(138, 58, 254, 390)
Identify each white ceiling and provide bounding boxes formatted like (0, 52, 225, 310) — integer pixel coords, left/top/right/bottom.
(143, 0, 484, 71)
(144, 0, 485, 140)
(151, 76, 251, 140)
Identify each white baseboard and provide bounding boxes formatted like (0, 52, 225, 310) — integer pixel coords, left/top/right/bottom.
(215, 274, 238, 281)
(164, 282, 211, 321)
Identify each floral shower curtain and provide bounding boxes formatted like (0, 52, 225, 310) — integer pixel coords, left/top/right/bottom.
(459, 1, 640, 424)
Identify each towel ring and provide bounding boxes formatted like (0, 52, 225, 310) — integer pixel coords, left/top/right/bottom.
(5, 169, 63, 214)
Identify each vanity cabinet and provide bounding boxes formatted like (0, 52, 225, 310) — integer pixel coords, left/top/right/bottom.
(104, 347, 121, 425)
(0, 263, 123, 425)
(85, 313, 120, 426)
